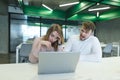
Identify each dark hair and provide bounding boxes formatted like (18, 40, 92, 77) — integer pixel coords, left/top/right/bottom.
(82, 21, 96, 32)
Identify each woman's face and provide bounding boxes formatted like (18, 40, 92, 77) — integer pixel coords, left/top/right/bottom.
(48, 31, 60, 43)
(80, 27, 92, 41)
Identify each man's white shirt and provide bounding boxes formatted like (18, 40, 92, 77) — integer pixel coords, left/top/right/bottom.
(64, 35, 102, 62)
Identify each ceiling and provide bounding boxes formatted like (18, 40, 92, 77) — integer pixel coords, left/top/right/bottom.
(9, 0, 120, 22)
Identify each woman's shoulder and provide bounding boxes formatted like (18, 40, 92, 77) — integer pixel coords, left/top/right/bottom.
(33, 37, 43, 43)
(35, 37, 43, 40)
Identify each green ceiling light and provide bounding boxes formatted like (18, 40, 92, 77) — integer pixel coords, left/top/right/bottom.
(68, 12, 97, 21)
(80, 15, 96, 20)
(112, 0, 120, 2)
(99, 8, 120, 21)
(42, 4, 53, 11)
(68, 13, 96, 21)
(100, 12, 117, 19)
(66, 1, 95, 18)
(97, 12, 99, 17)
(112, 0, 118, 1)
(23, 5, 65, 20)
(88, 7, 110, 11)
(68, 14, 78, 20)
(38, 10, 52, 15)
(102, 0, 120, 7)
(70, 14, 78, 18)
(80, 2, 87, 7)
(18, 0, 22, 2)
(59, 2, 79, 7)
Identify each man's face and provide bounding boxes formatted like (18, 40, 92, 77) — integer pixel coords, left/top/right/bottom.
(80, 27, 92, 41)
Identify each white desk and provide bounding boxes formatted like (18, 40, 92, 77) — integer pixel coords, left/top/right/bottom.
(0, 57, 120, 80)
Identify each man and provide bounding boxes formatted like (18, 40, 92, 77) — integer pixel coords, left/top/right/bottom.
(64, 21, 102, 62)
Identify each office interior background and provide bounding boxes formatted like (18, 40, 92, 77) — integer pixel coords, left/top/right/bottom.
(0, 0, 120, 63)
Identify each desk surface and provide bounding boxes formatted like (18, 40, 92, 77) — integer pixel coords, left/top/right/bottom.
(0, 57, 120, 80)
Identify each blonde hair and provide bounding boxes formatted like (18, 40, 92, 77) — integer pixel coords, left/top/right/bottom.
(43, 24, 64, 51)
(82, 21, 96, 32)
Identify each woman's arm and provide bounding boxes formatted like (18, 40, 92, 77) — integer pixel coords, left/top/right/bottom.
(29, 37, 53, 63)
(29, 37, 41, 63)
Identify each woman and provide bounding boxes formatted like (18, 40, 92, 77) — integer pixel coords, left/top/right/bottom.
(29, 24, 64, 63)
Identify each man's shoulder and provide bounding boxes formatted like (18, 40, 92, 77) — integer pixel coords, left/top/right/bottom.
(90, 36, 98, 39)
(89, 36, 99, 42)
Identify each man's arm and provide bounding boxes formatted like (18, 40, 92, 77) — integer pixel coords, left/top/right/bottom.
(90, 37, 102, 62)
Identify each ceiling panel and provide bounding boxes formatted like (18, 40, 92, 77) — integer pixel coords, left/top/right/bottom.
(8, 0, 120, 22)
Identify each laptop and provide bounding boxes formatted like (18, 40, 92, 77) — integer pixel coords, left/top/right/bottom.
(38, 52, 80, 74)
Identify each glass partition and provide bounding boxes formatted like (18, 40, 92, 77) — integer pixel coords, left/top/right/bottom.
(65, 25, 80, 41)
(9, 13, 79, 52)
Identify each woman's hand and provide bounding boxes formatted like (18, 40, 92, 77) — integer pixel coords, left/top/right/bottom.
(58, 36, 62, 45)
(56, 33, 62, 45)
(41, 41, 52, 49)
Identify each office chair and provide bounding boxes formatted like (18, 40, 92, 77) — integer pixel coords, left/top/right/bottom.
(102, 43, 113, 57)
(19, 43, 32, 63)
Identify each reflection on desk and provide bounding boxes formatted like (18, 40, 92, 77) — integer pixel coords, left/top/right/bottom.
(0, 57, 120, 80)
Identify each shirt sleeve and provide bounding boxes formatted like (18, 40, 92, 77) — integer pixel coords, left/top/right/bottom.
(91, 37, 102, 61)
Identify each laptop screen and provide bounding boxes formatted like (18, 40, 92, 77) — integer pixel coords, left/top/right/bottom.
(38, 52, 80, 74)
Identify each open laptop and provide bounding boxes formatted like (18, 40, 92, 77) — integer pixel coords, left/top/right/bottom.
(38, 52, 80, 74)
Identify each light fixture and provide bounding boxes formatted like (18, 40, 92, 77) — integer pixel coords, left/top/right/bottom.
(88, 7, 110, 11)
(42, 4, 53, 11)
(97, 3, 100, 5)
(112, 0, 120, 2)
(97, 12, 99, 17)
(35, 23, 40, 25)
(59, 2, 79, 7)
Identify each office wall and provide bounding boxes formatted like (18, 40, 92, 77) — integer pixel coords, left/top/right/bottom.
(0, 1, 7, 15)
(96, 18, 120, 43)
(0, 1, 8, 54)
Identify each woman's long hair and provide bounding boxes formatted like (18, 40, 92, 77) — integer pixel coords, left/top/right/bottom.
(42, 24, 64, 51)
